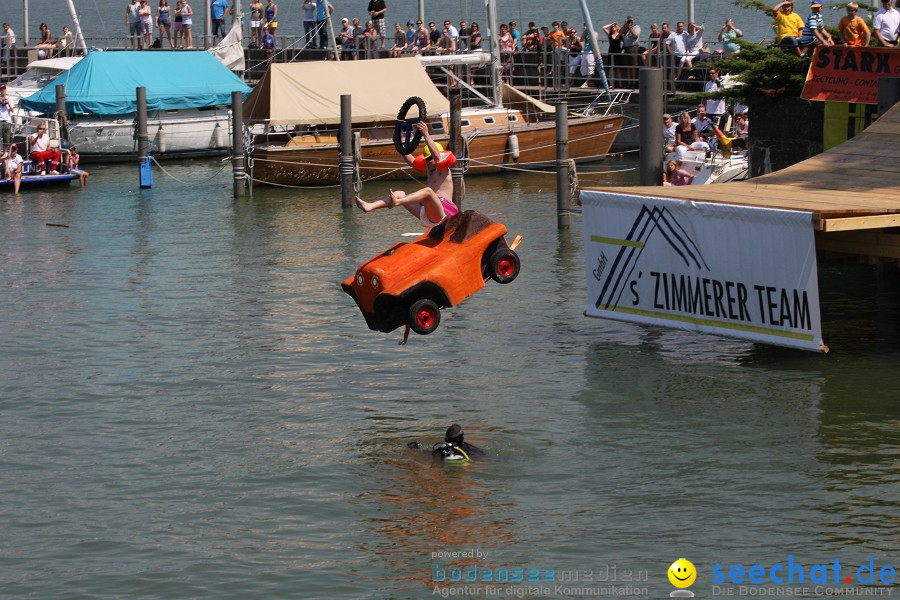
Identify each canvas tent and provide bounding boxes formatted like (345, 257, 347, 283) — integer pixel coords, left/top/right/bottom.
(20, 49, 251, 115)
(242, 57, 451, 126)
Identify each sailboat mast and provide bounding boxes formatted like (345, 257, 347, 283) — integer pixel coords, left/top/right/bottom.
(484, 0, 501, 106)
(65, 0, 87, 52)
(688, 0, 695, 25)
(575, 0, 611, 99)
(23, 0, 30, 47)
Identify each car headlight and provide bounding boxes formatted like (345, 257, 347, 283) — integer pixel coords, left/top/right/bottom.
(357, 274, 364, 285)
(371, 276, 379, 288)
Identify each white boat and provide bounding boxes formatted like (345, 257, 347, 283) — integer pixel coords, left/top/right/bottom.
(665, 147, 749, 185)
(5, 57, 83, 104)
(18, 50, 250, 162)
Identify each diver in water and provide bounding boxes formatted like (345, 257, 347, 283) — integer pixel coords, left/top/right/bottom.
(408, 424, 485, 463)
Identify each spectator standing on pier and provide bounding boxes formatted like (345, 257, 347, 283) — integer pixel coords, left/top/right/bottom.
(265, 0, 279, 32)
(872, 0, 900, 47)
(621, 16, 641, 88)
(157, 0, 174, 48)
(458, 21, 469, 51)
(642, 23, 661, 65)
(1, 23, 15, 65)
(210, 0, 230, 42)
(578, 24, 597, 87)
(468, 22, 482, 52)
(248, 0, 263, 46)
(509, 21, 521, 50)
(718, 19, 743, 54)
(300, 0, 316, 48)
(126, 1, 142, 48)
(772, 1, 804, 54)
(173, 0, 184, 47)
(603, 22, 623, 87)
(799, 0, 834, 55)
(444, 20, 459, 44)
(682, 23, 704, 71)
(339, 18, 355, 59)
(315, 0, 333, 49)
(839, 3, 871, 46)
(522, 22, 540, 51)
(180, 0, 193, 48)
(57, 25, 75, 56)
(704, 68, 726, 125)
(139, 0, 154, 48)
(367, 0, 387, 50)
(0, 85, 13, 147)
(498, 23, 515, 81)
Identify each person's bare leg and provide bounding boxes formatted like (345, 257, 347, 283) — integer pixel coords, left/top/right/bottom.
(355, 189, 406, 212)
(390, 187, 445, 223)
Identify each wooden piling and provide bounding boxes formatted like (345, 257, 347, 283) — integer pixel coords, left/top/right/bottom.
(639, 68, 664, 186)
(556, 100, 569, 230)
(231, 91, 246, 198)
(449, 88, 464, 209)
(339, 94, 353, 208)
(136, 86, 151, 188)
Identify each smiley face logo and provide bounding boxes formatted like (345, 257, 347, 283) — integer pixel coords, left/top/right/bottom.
(668, 558, 697, 588)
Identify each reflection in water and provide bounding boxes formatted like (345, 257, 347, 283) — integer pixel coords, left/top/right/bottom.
(353, 438, 516, 594)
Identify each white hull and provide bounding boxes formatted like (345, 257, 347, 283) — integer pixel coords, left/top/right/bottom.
(67, 108, 233, 162)
(666, 149, 749, 185)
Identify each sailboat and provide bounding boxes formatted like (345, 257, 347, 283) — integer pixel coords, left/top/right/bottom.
(243, 0, 624, 187)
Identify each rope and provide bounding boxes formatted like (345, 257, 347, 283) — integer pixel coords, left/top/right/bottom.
(567, 158, 578, 203)
(149, 155, 231, 184)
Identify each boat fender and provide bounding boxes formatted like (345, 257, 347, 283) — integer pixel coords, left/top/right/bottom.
(156, 125, 166, 153)
(213, 123, 224, 148)
(411, 151, 456, 173)
(506, 132, 519, 162)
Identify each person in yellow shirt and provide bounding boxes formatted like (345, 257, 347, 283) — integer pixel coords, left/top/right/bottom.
(838, 2, 871, 46)
(773, 0, 805, 54)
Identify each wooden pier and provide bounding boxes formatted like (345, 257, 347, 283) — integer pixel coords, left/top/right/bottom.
(594, 101, 900, 263)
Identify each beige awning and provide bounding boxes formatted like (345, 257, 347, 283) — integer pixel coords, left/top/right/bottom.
(243, 57, 451, 126)
(500, 83, 555, 114)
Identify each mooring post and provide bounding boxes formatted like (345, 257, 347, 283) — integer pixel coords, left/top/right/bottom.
(340, 94, 353, 209)
(877, 77, 900, 116)
(639, 67, 664, 186)
(449, 88, 465, 209)
(136, 86, 152, 188)
(556, 100, 569, 230)
(231, 91, 246, 198)
(55, 84, 67, 149)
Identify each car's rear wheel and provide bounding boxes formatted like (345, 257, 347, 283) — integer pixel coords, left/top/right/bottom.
(408, 299, 441, 335)
(489, 249, 520, 284)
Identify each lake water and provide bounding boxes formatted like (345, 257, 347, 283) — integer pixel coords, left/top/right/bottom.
(2, 0, 860, 50)
(1, 159, 898, 598)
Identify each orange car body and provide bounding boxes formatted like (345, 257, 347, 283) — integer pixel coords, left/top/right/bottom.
(342, 211, 512, 333)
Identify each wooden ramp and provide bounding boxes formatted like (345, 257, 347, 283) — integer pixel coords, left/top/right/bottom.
(590, 102, 900, 259)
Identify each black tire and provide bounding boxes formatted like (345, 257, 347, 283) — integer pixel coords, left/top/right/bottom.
(489, 249, 520, 284)
(393, 96, 427, 156)
(408, 298, 441, 335)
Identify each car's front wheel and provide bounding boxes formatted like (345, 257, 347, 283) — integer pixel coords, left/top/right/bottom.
(489, 249, 520, 284)
(408, 299, 441, 335)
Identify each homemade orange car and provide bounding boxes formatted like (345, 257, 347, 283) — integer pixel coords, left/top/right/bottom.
(342, 210, 520, 337)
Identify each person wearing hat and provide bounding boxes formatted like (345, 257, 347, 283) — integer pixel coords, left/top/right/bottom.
(3, 143, 24, 193)
(772, 1, 806, 54)
(798, 0, 834, 55)
(355, 121, 458, 229)
(662, 113, 677, 153)
(839, 3, 871, 46)
(0, 84, 13, 147)
(338, 17, 356, 59)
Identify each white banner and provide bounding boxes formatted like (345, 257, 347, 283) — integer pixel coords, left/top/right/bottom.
(582, 191, 826, 352)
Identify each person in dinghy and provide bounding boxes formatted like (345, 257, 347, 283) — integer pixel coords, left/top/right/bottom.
(355, 121, 459, 228)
